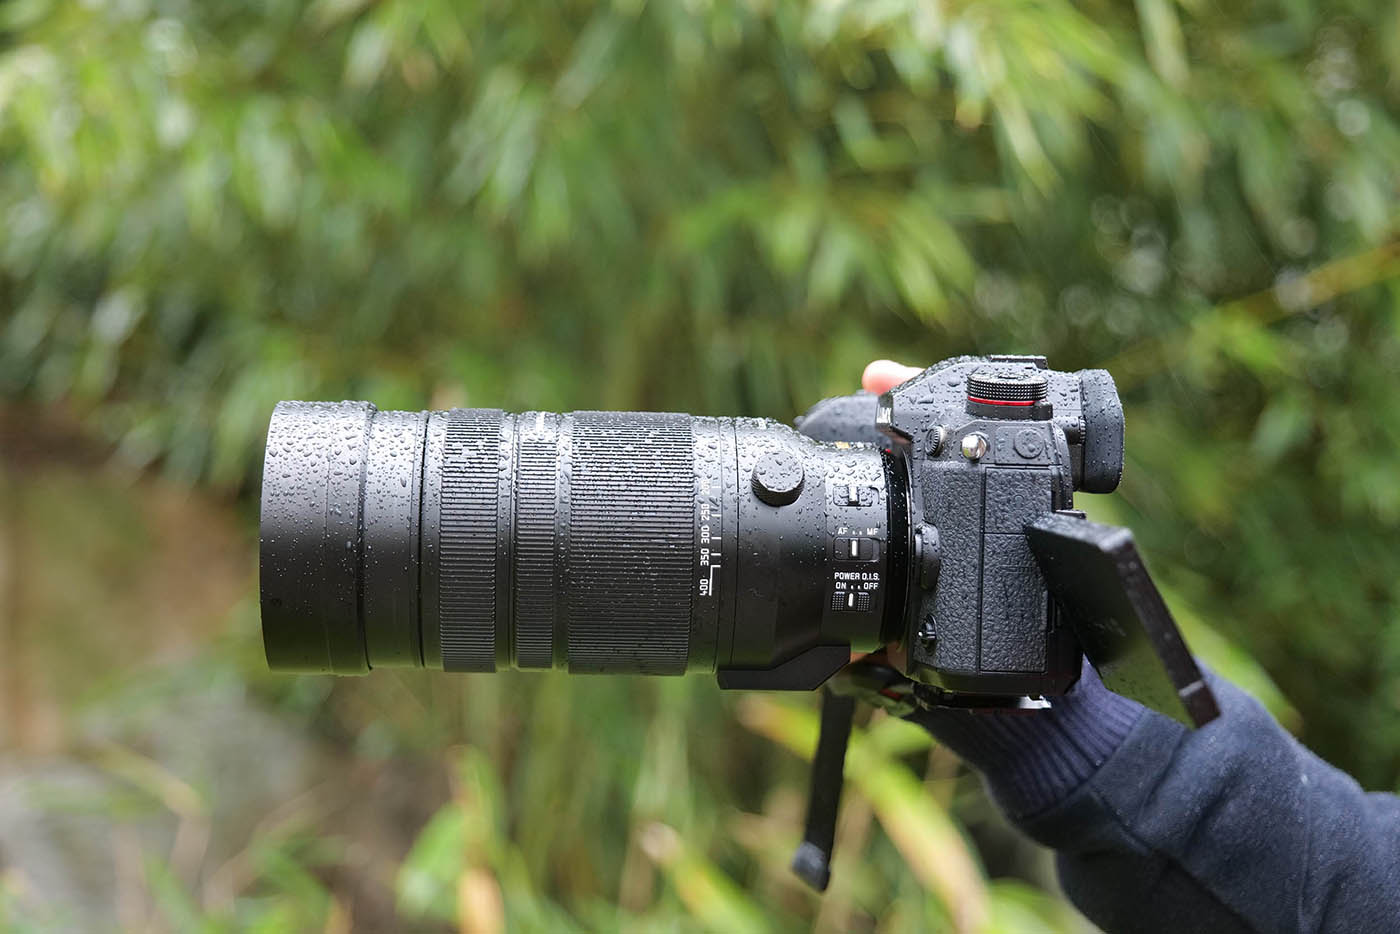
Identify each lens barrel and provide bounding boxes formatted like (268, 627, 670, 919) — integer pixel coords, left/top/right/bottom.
(260, 403, 900, 678)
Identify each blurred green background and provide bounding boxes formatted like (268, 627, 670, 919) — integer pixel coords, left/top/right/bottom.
(2, 0, 1397, 930)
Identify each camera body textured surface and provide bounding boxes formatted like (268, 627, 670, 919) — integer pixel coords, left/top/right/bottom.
(798, 355, 1124, 699)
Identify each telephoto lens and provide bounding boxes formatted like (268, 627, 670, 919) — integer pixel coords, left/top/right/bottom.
(260, 403, 908, 689)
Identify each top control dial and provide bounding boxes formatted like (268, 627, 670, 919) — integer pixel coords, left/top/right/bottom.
(966, 370, 1051, 420)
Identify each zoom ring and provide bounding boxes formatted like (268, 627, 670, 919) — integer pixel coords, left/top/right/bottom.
(565, 412, 694, 674)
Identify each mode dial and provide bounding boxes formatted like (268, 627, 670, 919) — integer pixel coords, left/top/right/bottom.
(966, 370, 1051, 420)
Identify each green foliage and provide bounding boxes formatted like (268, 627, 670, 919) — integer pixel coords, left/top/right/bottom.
(4, 0, 1400, 928)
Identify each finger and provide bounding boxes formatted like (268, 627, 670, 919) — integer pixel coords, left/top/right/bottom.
(861, 360, 924, 394)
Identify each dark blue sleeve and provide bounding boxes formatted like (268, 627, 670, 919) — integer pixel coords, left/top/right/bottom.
(907, 664, 1400, 932)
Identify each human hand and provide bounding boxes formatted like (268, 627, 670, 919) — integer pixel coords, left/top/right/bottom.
(860, 360, 924, 395)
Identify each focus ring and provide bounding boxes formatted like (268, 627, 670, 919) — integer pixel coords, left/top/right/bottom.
(512, 413, 559, 668)
(566, 412, 694, 674)
(439, 408, 504, 672)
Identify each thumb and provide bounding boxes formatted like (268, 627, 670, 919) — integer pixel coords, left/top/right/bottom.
(861, 360, 924, 394)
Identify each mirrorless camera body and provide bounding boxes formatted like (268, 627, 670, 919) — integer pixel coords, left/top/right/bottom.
(791, 353, 1126, 701)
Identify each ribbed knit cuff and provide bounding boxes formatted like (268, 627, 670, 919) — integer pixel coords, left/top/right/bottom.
(905, 662, 1145, 819)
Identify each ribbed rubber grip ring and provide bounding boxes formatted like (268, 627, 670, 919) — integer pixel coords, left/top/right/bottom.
(439, 408, 503, 671)
(565, 412, 694, 674)
(512, 413, 560, 668)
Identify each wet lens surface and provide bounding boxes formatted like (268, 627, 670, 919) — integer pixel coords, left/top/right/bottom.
(260, 403, 898, 677)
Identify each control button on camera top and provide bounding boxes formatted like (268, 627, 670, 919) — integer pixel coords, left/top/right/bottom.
(833, 537, 879, 561)
(960, 432, 989, 461)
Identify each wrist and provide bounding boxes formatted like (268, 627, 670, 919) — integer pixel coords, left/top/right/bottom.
(906, 663, 1146, 818)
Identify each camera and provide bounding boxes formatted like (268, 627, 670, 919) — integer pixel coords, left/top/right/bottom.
(260, 354, 1217, 888)
(264, 354, 1140, 697)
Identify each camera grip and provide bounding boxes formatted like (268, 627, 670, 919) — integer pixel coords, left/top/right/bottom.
(794, 391, 887, 447)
